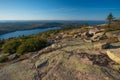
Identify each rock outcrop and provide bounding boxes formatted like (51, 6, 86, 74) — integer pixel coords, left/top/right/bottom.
(0, 29, 120, 80)
(107, 48, 120, 64)
(94, 42, 110, 50)
(0, 38, 120, 80)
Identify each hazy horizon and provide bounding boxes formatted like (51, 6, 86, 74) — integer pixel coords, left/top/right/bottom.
(0, 19, 111, 21)
(0, 0, 120, 20)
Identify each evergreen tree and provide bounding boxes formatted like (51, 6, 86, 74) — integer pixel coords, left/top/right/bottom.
(106, 13, 114, 27)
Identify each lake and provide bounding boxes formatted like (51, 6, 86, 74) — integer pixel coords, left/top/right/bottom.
(0, 27, 58, 39)
(0, 20, 106, 40)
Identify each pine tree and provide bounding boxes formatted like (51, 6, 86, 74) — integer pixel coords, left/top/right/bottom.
(106, 13, 114, 27)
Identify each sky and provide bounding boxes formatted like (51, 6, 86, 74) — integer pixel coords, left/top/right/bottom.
(0, 0, 120, 20)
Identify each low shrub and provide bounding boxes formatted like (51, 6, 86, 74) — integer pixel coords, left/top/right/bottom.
(69, 31, 76, 35)
(39, 30, 60, 38)
(0, 40, 4, 49)
(0, 55, 8, 63)
(17, 38, 47, 54)
(2, 40, 21, 54)
(80, 27, 89, 33)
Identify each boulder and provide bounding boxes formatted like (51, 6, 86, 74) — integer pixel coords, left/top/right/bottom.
(8, 54, 20, 60)
(106, 48, 120, 64)
(83, 39, 92, 43)
(51, 43, 62, 49)
(118, 37, 120, 42)
(86, 32, 93, 37)
(93, 32, 105, 39)
(91, 32, 105, 41)
(81, 32, 90, 39)
(73, 33, 81, 38)
(73, 34, 78, 38)
(107, 37, 119, 43)
(105, 31, 120, 39)
(118, 35, 120, 41)
(35, 59, 48, 68)
(105, 32, 114, 39)
(62, 34, 73, 38)
(51, 44, 58, 48)
(55, 35, 62, 39)
(88, 28, 100, 35)
(94, 42, 110, 50)
(91, 38, 100, 42)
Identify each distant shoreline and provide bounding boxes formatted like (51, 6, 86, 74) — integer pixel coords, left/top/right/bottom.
(0, 26, 58, 35)
(0, 21, 106, 37)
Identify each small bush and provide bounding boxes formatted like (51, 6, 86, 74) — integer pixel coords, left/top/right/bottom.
(17, 38, 47, 54)
(47, 30, 60, 34)
(2, 40, 21, 54)
(0, 55, 8, 63)
(80, 27, 89, 33)
(39, 30, 60, 38)
(0, 40, 4, 48)
(69, 31, 75, 35)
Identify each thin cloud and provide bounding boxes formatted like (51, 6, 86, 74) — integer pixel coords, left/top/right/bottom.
(53, 8, 120, 12)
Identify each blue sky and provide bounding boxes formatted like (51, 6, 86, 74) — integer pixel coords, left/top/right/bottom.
(0, 0, 120, 20)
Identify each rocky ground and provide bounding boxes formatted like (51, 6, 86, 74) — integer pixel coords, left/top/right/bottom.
(0, 27, 120, 80)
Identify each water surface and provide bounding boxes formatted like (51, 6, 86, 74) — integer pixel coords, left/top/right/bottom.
(0, 27, 58, 39)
